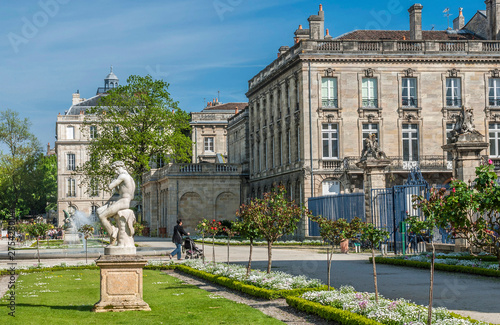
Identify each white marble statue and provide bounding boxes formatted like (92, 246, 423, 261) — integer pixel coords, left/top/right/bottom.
(97, 161, 136, 254)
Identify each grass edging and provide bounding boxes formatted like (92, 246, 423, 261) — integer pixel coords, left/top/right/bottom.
(286, 296, 382, 325)
(370, 257, 500, 277)
(175, 264, 327, 300)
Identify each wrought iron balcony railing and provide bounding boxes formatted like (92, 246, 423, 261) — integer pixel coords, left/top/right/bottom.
(402, 98, 418, 107)
(489, 98, 500, 107)
(446, 98, 462, 107)
(362, 98, 378, 108)
(322, 98, 338, 108)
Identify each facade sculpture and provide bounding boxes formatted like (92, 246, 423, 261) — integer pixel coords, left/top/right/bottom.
(360, 134, 388, 161)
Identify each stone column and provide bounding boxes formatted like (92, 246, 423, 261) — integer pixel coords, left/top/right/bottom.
(442, 134, 489, 183)
(356, 159, 391, 224)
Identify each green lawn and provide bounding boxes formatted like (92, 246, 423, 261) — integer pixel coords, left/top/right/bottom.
(0, 269, 283, 325)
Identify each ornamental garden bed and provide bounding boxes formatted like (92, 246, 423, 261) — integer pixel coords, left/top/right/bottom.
(370, 254, 500, 278)
(176, 260, 326, 299)
(287, 286, 491, 325)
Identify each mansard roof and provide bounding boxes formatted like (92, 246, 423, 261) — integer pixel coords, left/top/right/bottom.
(202, 102, 248, 111)
(65, 95, 104, 115)
(335, 29, 484, 41)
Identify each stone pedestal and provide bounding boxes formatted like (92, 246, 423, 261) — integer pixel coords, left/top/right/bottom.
(442, 133, 488, 183)
(93, 255, 151, 312)
(356, 159, 392, 224)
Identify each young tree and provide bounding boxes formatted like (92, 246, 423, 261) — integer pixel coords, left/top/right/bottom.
(26, 220, 50, 264)
(0, 110, 41, 218)
(311, 216, 363, 290)
(204, 219, 220, 264)
(196, 219, 210, 264)
(408, 187, 447, 325)
(360, 223, 390, 303)
(79, 224, 94, 264)
(249, 186, 310, 273)
(79, 75, 192, 192)
(223, 226, 237, 265)
(234, 205, 262, 276)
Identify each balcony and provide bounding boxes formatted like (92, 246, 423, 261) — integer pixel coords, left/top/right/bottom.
(319, 156, 452, 172)
(446, 98, 462, 107)
(322, 98, 338, 109)
(362, 99, 378, 108)
(402, 98, 418, 107)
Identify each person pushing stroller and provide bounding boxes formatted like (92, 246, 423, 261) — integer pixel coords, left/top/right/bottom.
(169, 219, 189, 260)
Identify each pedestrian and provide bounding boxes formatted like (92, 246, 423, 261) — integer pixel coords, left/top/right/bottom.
(169, 219, 189, 260)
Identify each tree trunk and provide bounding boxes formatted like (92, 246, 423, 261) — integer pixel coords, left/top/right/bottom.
(85, 238, 88, 264)
(212, 236, 216, 264)
(427, 241, 435, 325)
(267, 241, 273, 273)
(227, 237, 230, 265)
(372, 246, 379, 303)
(327, 246, 331, 291)
(202, 234, 205, 264)
(36, 237, 40, 264)
(247, 238, 253, 276)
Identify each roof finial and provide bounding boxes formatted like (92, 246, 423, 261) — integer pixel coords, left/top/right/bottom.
(110, 65, 113, 73)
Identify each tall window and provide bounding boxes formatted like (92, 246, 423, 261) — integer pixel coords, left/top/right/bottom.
(277, 89, 282, 120)
(321, 77, 338, 108)
(286, 83, 291, 114)
(402, 77, 417, 107)
(264, 140, 268, 170)
(271, 137, 275, 168)
(362, 78, 378, 108)
(490, 123, 500, 157)
(90, 178, 99, 197)
(66, 126, 74, 140)
(279, 133, 283, 165)
(90, 125, 97, 139)
(67, 178, 76, 197)
(446, 78, 462, 107)
(322, 124, 339, 159)
(297, 126, 300, 162)
(204, 137, 214, 152)
(446, 123, 454, 162)
(402, 124, 419, 162)
(362, 124, 379, 150)
(489, 78, 500, 107)
(287, 130, 291, 164)
(295, 77, 300, 111)
(67, 153, 75, 171)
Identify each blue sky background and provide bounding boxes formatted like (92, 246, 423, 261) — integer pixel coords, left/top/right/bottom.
(0, 0, 487, 149)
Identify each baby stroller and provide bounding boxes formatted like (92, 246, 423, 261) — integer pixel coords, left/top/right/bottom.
(182, 237, 204, 259)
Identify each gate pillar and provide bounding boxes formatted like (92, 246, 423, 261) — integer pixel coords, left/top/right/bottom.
(356, 159, 391, 224)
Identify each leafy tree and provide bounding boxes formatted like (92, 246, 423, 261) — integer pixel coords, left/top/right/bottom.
(234, 206, 262, 276)
(408, 187, 446, 325)
(26, 220, 51, 263)
(360, 223, 389, 303)
(311, 216, 362, 290)
(0, 110, 41, 218)
(79, 75, 192, 193)
(248, 186, 309, 273)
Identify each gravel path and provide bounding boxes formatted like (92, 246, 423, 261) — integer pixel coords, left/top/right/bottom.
(166, 270, 331, 325)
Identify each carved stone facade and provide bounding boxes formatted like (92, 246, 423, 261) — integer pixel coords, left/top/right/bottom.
(246, 4, 500, 237)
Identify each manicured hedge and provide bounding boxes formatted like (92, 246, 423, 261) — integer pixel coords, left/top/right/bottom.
(286, 296, 382, 325)
(371, 257, 500, 277)
(434, 255, 498, 262)
(193, 240, 324, 247)
(1, 265, 99, 275)
(175, 264, 328, 300)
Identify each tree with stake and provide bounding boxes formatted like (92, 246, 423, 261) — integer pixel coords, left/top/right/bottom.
(78, 224, 94, 264)
(223, 226, 237, 265)
(234, 206, 262, 276)
(205, 219, 220, 264)
(311, 216, 362, 290)
(250, 186, 311, 273)
(360, 223, 389, 303)
(196, 219, 210, 264)
(26, 219, 50, 264)
(408, 187, 446, 325)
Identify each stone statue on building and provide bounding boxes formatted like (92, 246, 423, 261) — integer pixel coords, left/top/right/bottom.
(450, 106, 482, 142)
(360, 133, 388, 161)
(97, 161, 136, 252)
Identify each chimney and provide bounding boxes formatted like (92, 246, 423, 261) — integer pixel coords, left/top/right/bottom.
(235, 107, 239, 115)
(325, 28, 333, 39)
(408, 4, 423, 40)
(308, 4, 325, 40)
(72, 91, 81, 105)
(453, 8, 465, 30)
(486, 0, 500, 40)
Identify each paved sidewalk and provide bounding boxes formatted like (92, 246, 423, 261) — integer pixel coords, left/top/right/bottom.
(1, 237, 499, 323)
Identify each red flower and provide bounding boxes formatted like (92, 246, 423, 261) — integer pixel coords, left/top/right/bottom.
(452, 188, 456, 193)
(213, 219, 216, 222)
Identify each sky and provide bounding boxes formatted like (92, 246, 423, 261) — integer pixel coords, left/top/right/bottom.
(0, 0, 487, 150)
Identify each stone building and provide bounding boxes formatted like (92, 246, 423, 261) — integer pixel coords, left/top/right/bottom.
(246, 3, 500, 237)
(141, 102, 249, 236)
(55, 69, 119, 225)
(190, 99, 247, 163)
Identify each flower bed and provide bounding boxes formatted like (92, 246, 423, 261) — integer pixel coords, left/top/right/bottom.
(193, 238, 324, 246)
(291, 286, 488, 325)
(371, 256, 500, 278)
(177, 260, 325, 299)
